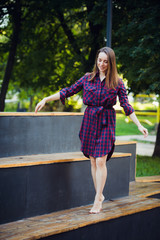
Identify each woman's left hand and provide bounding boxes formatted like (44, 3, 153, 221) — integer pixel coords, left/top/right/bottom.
(138, 125, 148, 138)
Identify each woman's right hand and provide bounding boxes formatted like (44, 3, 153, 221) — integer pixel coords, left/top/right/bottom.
(35, 98, 46, 113)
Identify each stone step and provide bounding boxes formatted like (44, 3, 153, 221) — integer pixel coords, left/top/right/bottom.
(0, 112, 137, 182)
(0, 152, 131, 224)
(0, 181, 160, 240)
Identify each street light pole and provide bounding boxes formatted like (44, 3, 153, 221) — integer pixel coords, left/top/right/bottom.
(107, 0, 112, 48)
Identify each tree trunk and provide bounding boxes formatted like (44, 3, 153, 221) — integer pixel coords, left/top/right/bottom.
(152, 123, 160, 157)
(85, 2, 102, 72)
(29, 96, 33, 112)
(0, 0, 21, 111)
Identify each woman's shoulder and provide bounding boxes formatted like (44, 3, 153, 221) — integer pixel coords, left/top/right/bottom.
(77, 72, 91, 83)
(118, 77, 123, 83)
(81, 72, 92, 82)
(118, 78, 125, 87)
(85, 72, 92, 78)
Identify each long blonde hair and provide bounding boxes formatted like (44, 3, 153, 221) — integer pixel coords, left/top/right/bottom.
(89, 47, 119, 89)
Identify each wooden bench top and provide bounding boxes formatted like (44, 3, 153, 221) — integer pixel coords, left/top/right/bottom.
(0, 182, 160, 240)
(0, 112, 84, 116)
(130, 180, 160, 198)
(0, 152, 131, 168)
(115, 140, 137, 145)
(136, 175, 160, 183)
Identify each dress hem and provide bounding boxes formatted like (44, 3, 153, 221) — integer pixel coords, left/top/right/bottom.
(81, 142, 115, 162)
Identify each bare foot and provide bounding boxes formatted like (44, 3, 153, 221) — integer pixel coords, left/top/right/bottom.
(89, 195, 105, 214)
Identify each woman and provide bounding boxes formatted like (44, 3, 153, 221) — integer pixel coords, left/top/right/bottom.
(35, 47, 148, 214)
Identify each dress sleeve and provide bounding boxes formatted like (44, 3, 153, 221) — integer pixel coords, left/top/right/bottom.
(59, 74, 86, 105)
(118, 79, 134, 116)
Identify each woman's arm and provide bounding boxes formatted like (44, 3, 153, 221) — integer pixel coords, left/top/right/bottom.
(35, 74, 87, 113)
(35, 92, 60, 113)
(118, 79, 135, 116)
(129, 112, 148, 137)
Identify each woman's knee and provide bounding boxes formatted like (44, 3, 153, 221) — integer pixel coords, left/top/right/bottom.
(96, 155, 107, 168)
(90, 156, 96, 168)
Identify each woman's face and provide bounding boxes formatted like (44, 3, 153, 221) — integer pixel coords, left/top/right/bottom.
(97, 52, 108, 74)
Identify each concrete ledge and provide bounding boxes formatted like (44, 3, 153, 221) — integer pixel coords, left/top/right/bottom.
(136, 175, 160, 183)
(0, 153, 131, 224)
(0, 114, 137, 183)
(0, 114, 83, 157)
(0, 114, 136, 158)
(0, 195, 160, 240)
(0, 151, 131, 168)
(0, 112, 84, 116)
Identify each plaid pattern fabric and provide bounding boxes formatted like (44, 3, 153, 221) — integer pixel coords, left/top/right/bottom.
(60, 73, 134, 160)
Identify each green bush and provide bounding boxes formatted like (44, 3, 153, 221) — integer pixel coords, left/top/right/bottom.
(4, 102, 18, 112)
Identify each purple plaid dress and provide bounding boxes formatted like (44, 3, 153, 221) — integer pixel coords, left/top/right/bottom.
(60, 72, 134, 161)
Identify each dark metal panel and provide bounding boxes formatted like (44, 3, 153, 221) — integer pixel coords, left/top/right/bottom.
(25, 161, 94, 217)
(25, 156, 130, 218)
(115, 143, 136, 182)
(0, 167, 27, 224)
(0, 156, 130, 224)
(106, 156, 130, 199)
(0, 116, 83, 157)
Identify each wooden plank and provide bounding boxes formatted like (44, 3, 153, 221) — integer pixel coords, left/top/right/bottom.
(136, 175, 160, 183)
(0, 152, 131, 168)
(129, 181, 160, 198)
(0, 194, 159, 240)
(0, 112, 84, 116)
(115, 140, 137, 145)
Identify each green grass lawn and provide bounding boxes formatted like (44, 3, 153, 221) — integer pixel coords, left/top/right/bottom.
(136, 155, 160, 177)
(116, 113, 156, 136)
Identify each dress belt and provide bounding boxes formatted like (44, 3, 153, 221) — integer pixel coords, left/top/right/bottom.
(87, 105, 113, 126)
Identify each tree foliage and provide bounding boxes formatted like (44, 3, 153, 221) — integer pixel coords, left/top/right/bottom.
(112, 0, 160, 95)
(0, 0, 160, 104)
(0, 0, 108, 111)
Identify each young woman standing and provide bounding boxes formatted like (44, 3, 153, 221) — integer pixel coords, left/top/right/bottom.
(35, 47, 148, 214)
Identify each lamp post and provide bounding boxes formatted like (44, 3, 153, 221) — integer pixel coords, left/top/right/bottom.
(107, 0, 112, 48)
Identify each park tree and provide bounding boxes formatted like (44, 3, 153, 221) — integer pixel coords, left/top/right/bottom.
(112, 0, 160, 157)
(0, 0, 107, 111)
(0, 0, 21, 111)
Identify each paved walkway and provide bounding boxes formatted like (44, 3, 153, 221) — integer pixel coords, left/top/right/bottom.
(116, 135, 156, 156)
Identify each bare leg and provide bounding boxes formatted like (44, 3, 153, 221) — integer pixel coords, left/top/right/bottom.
(90, 154, 107, 214)
(89, 156, 97, 191)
